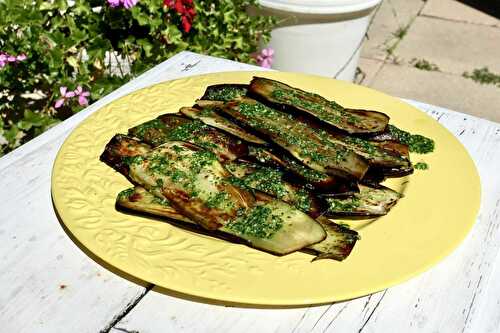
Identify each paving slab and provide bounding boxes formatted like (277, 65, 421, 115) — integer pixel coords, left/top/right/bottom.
(356, 57, 385, 85)
(395, 16, 500, 75)
(367, 63, 500, 123)
(362, 0, 427, 60)
(422, 0, 500, 27)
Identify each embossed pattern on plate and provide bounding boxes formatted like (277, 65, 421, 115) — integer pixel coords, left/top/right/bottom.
(51, 72, 480, 305)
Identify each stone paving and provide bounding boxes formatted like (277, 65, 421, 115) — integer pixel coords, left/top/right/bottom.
(357, 0, 500, 123)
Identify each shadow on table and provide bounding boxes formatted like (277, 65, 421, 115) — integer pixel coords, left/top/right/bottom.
(456, 0, 500, 18)
(53, 199, 376, 309)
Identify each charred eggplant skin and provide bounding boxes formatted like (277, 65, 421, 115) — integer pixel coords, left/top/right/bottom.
(307, 217, 359, 261)
(99, 134, 152, 179)
(248, 76, 389, 134)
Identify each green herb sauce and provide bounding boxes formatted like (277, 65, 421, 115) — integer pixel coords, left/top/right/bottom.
(327, 197, 361, 212)
(271, 88, 361, 125)
(205, 191, 231, 209)
(118, 188, 135, 200)
(226, 162, 312, 213)
(205, 86, 248, 101)
(225, 205, 283, 239)
(388, 125, 435, 154)
(130, 119, 167, 139)
(122, 155, 145, 166)
(151, 196, 171, 207)
(414, 162, 429, 170)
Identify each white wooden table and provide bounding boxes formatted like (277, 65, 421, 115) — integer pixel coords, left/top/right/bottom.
(1, 51, 500, 333)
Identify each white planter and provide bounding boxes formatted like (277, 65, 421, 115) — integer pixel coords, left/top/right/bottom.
(257, 0, 381, 81)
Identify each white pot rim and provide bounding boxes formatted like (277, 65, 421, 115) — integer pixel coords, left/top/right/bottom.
(258, 0, 382, 14)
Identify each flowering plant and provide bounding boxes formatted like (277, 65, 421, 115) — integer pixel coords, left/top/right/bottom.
(0, 0, 276, 156)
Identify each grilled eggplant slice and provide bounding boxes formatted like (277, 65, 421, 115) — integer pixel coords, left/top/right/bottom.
(200, 84, 248, 102)
(248, 77, 389, 134)
(224, 160, 322, 217)
(128, 114, 247, 162)
(117, 186, 357, 260)
(220, 97, 369, 179)
(101, 136, 326, 254)
(179, 106, 266, 145)
(323, 184, 402, 217)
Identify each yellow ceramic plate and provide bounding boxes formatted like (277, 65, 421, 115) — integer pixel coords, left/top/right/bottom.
(52, 71, 480, 305)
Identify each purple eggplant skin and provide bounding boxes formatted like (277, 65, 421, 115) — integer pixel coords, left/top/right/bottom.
(128, 114, 248, 162)
(248, 76, 389, 134)
(219, 97, 369, 180)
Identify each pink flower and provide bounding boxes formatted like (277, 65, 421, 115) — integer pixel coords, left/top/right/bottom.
(107, 0, 138, 8)
(54, 86, 75, 109)
(255, 48, 274, 69)
(0, 51, 26, 68)
(74, 86, 90, 106)
(122, 0, 138, 8)
(0, 53, 7, 68)
(107, 0, 120, 7)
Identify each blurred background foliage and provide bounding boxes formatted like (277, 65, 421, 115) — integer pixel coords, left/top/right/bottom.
(0, 0, 276, 155)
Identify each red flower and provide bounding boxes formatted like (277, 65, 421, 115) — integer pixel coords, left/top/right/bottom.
(164, 0, 196, 33)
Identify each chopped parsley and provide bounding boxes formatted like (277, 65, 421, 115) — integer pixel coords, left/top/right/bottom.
(118, 188, 135, 200)
(204, 85, 248, 101)
(414, 162, 429, 170)
(388, 125, 435, 154)
(225, 205, 283, 239)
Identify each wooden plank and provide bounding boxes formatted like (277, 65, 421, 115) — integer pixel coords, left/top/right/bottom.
(109, 102, 500, 333)
(0, 52, 264, 332)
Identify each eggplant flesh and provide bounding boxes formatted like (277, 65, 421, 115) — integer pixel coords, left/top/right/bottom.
(117, 186, 357, 260)
(248, 77, 389, 134)
(220, 97, 369, 180)
(128, 114, 247, 162)
(180, 106, 266, 145)
(323, 184, 402, 217)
